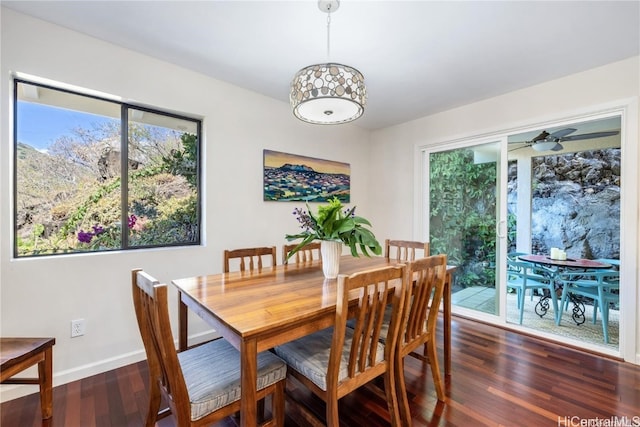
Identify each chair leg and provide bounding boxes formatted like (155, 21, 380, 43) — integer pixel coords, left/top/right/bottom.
(549, 286, 559, 324)
(596, 293, 609, 344)
(518, 288, 526, 325)
(145, 379, 163, 427)
(383, 363, 401, 427)
(556, 288, 569, 326)
(271, 381, 285, 426)
(395, 356, 411, 427)
(326, 390, 340, 427)
(602, 302, 610, 344)
(426, 339, 445, 401)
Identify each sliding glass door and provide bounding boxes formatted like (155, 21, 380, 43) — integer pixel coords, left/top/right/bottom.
(426, 140, 506, 317)
(506, 115, 621, 352)
(422, 114, 623, 354)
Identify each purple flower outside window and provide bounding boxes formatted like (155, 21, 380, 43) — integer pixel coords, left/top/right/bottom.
(92, 225, 104, 235)
(128, 215, 137, 229)
(78, 230, 94, 244)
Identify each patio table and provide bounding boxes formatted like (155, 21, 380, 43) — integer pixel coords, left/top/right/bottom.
(518, 254, 612, 324)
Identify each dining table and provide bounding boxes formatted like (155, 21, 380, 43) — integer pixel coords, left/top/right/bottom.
(172, 255, 456, 427)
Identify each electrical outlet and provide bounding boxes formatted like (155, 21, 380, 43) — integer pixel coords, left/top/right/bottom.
(71, 318, 86, 338)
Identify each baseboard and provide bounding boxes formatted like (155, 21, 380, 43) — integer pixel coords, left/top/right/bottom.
(0, 330, 220, 403)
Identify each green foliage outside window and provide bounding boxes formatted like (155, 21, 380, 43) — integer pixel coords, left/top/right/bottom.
(14, 80, 201, 257)
(429, 149, 497, 290)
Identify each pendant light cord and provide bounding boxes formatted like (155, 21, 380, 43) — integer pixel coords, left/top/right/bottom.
(326, 11, 332, 60)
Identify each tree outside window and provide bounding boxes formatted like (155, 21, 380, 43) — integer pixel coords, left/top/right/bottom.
(14, 80, 201, 257)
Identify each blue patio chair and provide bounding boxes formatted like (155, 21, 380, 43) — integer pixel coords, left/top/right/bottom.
(555, 269, 620, 343)
(507, 259, 558, 324)
(593, 258, 620, 268)
(508, 252, 556, 302)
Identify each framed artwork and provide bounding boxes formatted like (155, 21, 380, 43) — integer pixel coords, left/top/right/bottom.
(263, 149, 350, 202)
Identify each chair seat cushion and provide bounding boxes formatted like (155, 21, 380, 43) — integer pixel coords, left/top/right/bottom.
(178, 338, 286, 421)
(347, 306, 392, 343)
(274, 327, 385, 391)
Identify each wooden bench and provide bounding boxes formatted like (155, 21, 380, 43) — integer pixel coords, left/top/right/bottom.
(1, 337, 56, 421)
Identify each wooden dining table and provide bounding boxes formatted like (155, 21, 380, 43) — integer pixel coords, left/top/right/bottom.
(172, 255, 455, 427)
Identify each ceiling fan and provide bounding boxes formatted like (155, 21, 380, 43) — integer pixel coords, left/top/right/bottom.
(509, 128, 620, 152)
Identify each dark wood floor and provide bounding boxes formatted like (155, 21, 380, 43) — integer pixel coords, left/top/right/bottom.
(2, 316, 639, 426)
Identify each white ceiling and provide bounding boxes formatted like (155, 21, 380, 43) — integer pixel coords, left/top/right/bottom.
(3, 1, 639, 131)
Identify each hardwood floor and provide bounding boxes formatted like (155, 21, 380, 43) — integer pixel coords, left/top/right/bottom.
(2, 316, 639, 426)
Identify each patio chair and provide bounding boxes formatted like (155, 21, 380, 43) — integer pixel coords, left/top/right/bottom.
(507, 259, 558, 324)
(508, 252, 556, 302)
(555, 269, 620, 343)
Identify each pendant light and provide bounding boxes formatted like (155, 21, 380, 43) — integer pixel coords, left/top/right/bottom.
(290, 0, 366, 125)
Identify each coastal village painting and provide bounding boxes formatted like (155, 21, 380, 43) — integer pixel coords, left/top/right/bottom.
(263, 150, 350, 202)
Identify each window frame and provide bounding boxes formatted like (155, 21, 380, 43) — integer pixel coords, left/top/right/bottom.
(13, 78, 202, 258)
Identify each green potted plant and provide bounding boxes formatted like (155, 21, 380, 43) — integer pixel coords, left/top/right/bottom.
(285, 197, 382, 278)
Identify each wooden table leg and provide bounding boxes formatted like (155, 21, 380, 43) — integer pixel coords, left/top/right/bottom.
(1, 338, 55, 422)
(38, 346, 53, 419)
(444, 271, 452, 377)
(240, 339, 258, 427)
(178, 294, 188, 351)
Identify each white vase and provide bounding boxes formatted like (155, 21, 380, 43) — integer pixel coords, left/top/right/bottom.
(320, 240, 342, 279)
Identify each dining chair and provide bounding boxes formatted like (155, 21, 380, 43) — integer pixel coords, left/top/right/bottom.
(131, 269, 287, 427)
(223, 246, 277, 273)
(555, 269, 620, 343)
(384, 239, 429, 261)
(507, 259, 559, 324)
(274, 264, 408, 427)
(282, 241, 321, 265)
(395, 254, 448, 421)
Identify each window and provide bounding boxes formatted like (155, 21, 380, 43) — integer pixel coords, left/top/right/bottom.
(14, 79, 201, 257)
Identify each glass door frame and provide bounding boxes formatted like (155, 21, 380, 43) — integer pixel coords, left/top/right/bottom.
(416, 135, 509, 325)
(414, 102, 638, 363)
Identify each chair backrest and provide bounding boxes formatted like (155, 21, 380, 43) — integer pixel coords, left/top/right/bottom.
(399, 254, 447, 355)
(507, 259, 527, 274)
(594, 258, 620, 267)
(507, 251, 529, 261)
(282, 241, 321, 265)
(384, 239, 429, 261)
(507, 259, 552, 284)
(223, 246, 277, 273)
(131, 269, 190, 422)
(558, 269, 620, 289)
(331, 264, 407, 392)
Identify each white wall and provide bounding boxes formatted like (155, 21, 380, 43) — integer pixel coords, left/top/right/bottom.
(0, 8, 371, 400)
(369, 56, 640, 363)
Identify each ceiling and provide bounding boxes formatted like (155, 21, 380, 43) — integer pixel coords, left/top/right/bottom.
(3, 1, 639, 131)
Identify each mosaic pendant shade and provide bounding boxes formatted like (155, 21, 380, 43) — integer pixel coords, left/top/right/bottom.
(290, 62, 366, 125)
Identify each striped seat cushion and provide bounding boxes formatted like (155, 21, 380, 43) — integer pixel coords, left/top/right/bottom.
(346, 305, 392, 343)
(274, 327, 385, 391)
(177, 338, 287, 421)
